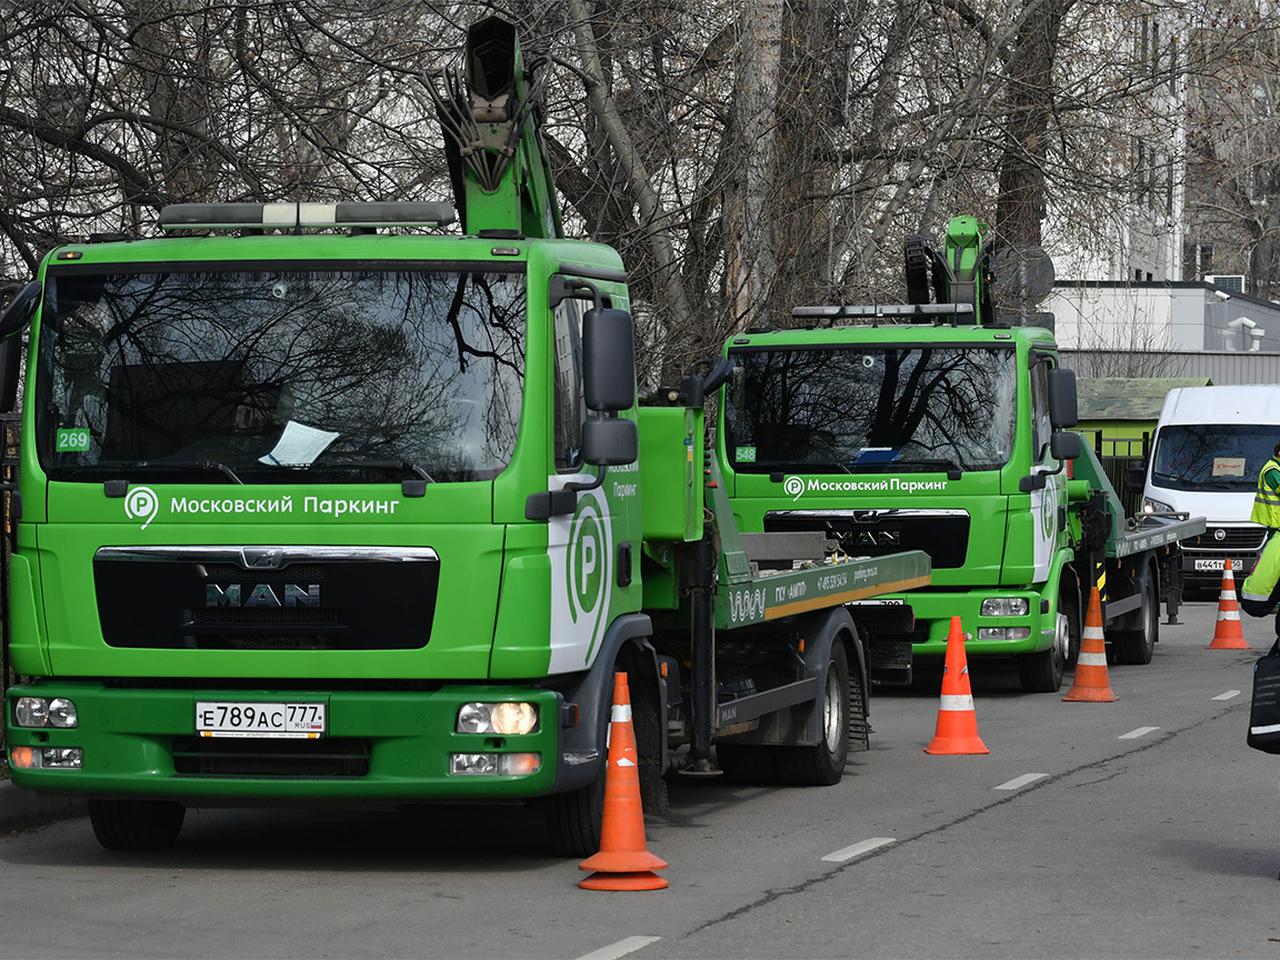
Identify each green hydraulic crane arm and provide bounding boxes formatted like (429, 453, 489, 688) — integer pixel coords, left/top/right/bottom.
(427, 17, 564, 239)
(903, 215, 996, 325)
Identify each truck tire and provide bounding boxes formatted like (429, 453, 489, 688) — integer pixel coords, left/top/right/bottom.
(541, 761, 605, 858)
(1061, 583, 1082, 668)
(88, 798, 185, 851)
(776, 640, 852, 786)
(1112, 573, 1158, 665)
(1017, 613, 1067, 693)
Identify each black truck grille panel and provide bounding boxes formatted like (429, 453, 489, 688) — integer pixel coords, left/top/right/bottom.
(764, 511, 970, 568)
(95, 551, 439, 650)
(172, 737, 370, 778)
(1184, 527, 1267, 551)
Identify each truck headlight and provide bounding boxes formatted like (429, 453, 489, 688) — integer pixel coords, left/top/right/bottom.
(14, 697, 49, 727)
(13, 697, 77, 728)
(981, 598, 1028, 617)
(455, 702, 539, 735)
(9, 746, 82, 769)
(47, 698, 78, 728)
(978, 627, 1032, 640)
(449, 752, 541, 776)
(1143, 497, 1173, 514)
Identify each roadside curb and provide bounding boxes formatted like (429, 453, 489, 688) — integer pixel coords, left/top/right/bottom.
(0, 780, 85, 834)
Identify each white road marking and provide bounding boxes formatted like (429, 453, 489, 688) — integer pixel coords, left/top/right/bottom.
(1213, 689, 1242, 701)
(821, 836, 896, 863)
(994, 773, 1049, 791)
(1118, 726, 1160, 740)
(574, 937, 662, 960)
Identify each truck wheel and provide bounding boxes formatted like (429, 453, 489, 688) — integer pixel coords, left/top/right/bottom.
(1061, 586, 1082, 667)
(715, 744, 778, 784)
(776, 640, 852, 786)
(541, 761, 604, 858)
(1112, 574, 1158, 665)
(1017, 613, 1067, 693)
(88, 798, 185, 851)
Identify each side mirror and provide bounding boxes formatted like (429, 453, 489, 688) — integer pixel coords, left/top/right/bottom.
(1047, 367, 1078, 428)
(1050, 431, 1081, 461)
(583, 417, 637, 466)
(0, 281, 38, 414)
(582, 307, 635, 412)
(0, 281, 39, 340)
(0, 336, 21, 414)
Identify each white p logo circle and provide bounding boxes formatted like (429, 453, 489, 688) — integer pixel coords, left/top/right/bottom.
(124, 485, 159, 530)
(783, 476, 805, 500)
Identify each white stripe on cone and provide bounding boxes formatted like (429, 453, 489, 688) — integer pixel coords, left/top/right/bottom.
(611, 704, 632, 722)
(1218, 610, 1240, 621)
(1082, 626, 1105, 641)
(1221, 590, 1237, 601)
(1078, 651, 1108, 667)
(939, 694, 975, 712)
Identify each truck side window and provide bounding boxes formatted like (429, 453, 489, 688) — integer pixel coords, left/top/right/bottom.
(553, 297, 586, 470)
(1030, 361, 1052, 463)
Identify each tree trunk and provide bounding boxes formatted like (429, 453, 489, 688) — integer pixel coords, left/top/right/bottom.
(724, 0, 784, 330)
(994, 0, 1072, 246)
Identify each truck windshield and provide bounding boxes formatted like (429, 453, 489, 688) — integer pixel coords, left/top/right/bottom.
(36, 266, 526, 483)
(1151, 424, 1275, 492)
(725, 345, 1016, 473)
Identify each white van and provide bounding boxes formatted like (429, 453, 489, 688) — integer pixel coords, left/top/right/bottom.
(1143, 385, 1280, 588)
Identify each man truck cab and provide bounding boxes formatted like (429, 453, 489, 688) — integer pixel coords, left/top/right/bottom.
(1143, 385, 1280, 588)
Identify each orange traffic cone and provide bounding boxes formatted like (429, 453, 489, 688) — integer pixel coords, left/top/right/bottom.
(578, 673, 668, 891)
(924, 616, 989, 755)
(1063, 586, 1117, 702)
(1208, 560, 1249, 650)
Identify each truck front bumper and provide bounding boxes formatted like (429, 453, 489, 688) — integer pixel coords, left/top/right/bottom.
(868, 589, 1052, 658)
(5, 681, 562, 801)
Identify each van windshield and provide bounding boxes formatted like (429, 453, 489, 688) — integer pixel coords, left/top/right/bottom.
(1151, 424, 1275, 492)
(36, 266, 526, 484)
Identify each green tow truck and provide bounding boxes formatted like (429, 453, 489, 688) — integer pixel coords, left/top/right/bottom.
(0, 17, 929, 854)
(720, 217, 1205, 693)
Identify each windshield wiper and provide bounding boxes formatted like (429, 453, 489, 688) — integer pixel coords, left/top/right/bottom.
(892, 457, 965, 479)
(307, 460, 436, 483)
(303, 459, 437, 497)
(122, 461, 245, 484)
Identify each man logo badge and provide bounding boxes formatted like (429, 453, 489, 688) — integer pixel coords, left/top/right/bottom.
(206, 583, 321, 608)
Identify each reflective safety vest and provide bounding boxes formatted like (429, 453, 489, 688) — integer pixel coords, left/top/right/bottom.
(1252, 457, 1280, 529)
(1243, 530, 1280, 608)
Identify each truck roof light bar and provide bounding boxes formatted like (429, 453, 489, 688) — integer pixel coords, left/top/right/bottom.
(791, 303, 974, 319)
(158, 202, 457, 232)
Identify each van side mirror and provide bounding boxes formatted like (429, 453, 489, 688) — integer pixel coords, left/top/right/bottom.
(1047, 367, 1078, 428)
(0, 281, 39, 414)
(1050, 431, 1080, 461)
(583, 417, 637, 466)
(582, 307, 635, 412)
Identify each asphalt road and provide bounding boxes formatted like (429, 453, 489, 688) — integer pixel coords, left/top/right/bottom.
(2, 600, 1277, 960)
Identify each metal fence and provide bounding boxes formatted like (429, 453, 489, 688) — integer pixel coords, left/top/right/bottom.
(1077, 428, 1149, 518)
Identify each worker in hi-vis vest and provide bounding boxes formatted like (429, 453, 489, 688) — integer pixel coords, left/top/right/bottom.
(1251, 442, 1280, 530)
(1243, 443, 1280, 635)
